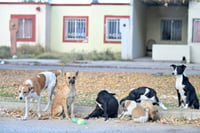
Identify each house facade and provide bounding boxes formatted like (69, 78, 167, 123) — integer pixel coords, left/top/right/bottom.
(1, 0, 200, 63)
(0, 1, 130, 55)
(50, 3, 130, 53)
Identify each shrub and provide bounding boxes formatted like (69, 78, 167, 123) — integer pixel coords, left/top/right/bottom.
(37, 52, 63, 59)
(17, 44, 44, 58)
(60, 50, 121, 63)
(0, 46, 11, 58)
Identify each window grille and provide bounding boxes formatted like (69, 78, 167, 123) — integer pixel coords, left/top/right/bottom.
(105, 18, 121, 42)
(64, 17, 88, 42)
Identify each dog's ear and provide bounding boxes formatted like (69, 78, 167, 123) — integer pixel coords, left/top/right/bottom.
(181, 64, 186, 71)
(13, 83, 20, 87)
(75, 71, 79, 77)
(55, 70, 62, 77)
(25, 84, 34, 92)
(110, 93, 116, 96)
(170, 64, 176, 69)
(28, 87, 34, 92)
(124, 100, 131, 108)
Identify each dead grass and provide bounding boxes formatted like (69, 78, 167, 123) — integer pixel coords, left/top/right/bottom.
(0, 69, 200, 106)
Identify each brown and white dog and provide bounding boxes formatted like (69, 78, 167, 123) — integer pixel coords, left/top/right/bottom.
(140, 101, 158, 121)
(119, 100, 149, 123)
(51, 71, 78, 119)
(18, 70, 61, 120)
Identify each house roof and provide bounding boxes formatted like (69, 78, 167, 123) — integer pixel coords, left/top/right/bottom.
(141, 0, 189, 6)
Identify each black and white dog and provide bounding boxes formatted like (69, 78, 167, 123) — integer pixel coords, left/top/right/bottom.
(120, 87, 167, 110)
(170, 64, 199, 109)
(84, 90, 119, 121)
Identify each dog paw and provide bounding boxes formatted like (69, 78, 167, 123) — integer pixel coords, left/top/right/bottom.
(21, 116, 28, 121)
(163, 107, 168, 110)
(65, 117, 70, 120)
(43, 108, 48, 112)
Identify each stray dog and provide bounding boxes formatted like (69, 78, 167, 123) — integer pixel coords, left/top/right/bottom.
(120, 87, 167, 110)
(140, 101, 158, 121)
(132, 103, 149, 123)
(119, 100, 135, 118)
(84, 90, 119, 121)
(170, 64, 199, 109)
(51, 71, 79, 119)
(119, 100, 149, 123)
(18, 70, 61, 120)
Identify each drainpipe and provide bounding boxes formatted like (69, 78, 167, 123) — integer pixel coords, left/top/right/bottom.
(129, 0, 134, 59)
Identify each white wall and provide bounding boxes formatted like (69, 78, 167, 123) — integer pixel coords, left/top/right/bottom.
(152, 45, 190, 63)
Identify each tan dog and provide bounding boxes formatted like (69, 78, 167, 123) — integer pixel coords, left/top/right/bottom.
(140, 101, 158, 121)
(51, 71, 79, 119)
(132, 104, 149, 123)
(18, 70, 61, 120)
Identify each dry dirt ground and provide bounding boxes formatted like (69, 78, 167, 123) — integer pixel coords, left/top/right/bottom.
(0, 69, 200, 127)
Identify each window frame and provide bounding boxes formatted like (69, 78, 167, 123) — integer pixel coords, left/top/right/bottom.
(11, 14, 36, 42)
(192, 19, 200, 43)
(104, 15, 129, 44)
(63, 16, 89, 43)
(161, 19, 182, 41)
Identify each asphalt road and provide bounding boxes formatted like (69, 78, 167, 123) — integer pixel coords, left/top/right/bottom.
(1, 117, 200, 133)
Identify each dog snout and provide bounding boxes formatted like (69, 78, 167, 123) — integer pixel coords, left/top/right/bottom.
(69, 80, 75, 85)
(19, 97, 23, 100)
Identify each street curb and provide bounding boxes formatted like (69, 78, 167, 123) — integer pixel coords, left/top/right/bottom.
(1, 101, 200, 120)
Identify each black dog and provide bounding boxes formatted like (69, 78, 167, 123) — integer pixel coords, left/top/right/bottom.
(84, 90, 119, 121)
(170, 64, 199, 109)
(120, 87, 167, 110)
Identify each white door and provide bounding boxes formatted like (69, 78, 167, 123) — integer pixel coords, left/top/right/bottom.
(120, 18, 130, 59)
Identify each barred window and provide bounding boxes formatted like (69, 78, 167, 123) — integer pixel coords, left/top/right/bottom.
(63, 16, 88, 42)
(11, 15, 35, 42)
(105, 17, 121, 43)
(161, 19, 182, 41)
(193, 19, 200, 42)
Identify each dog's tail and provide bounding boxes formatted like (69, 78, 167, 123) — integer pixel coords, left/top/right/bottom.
(54, 70, 62, 77)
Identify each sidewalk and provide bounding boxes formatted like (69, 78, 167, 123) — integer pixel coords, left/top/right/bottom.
(1, 58, 200, 74)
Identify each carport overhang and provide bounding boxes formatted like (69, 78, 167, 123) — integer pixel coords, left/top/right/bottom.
(140, 0, 188, 7)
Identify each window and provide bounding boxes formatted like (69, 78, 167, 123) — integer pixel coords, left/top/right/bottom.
(193, 19, 200, 42)
(63, 16, 88, 42)
(161, 19, 182, 41)
(104, 16, 122, 43)
(11, 15, 36, 42)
